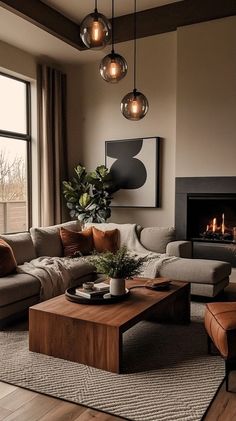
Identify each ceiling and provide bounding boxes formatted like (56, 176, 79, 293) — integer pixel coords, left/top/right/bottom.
(0, 1, 234, 66)
(41, 0, 181, 23)
(0, 0, 181, 65)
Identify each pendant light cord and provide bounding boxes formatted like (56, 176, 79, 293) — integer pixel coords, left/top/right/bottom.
(111, 0, 114, 54)
(134, 0, 137, 92)
(95, 0, 98, 13)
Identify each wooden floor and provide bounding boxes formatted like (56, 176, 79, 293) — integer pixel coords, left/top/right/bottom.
(0, 376, 236, 421)
(1, 283, 236, 420)
(0, 381, 123, 421)
(203, 375, 236, 420)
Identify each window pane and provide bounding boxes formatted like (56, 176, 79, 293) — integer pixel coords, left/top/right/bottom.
(0, 75, 27, 134)
(0, 137, 28, 233)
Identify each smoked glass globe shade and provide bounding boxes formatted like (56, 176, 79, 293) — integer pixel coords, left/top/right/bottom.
(121, 89, 149, 121)
(100, 53, 127, 83)
(80, 12, 111, 50)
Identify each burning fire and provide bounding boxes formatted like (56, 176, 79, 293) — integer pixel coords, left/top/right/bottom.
(203, 213, 236, 242)
(206, 213, 225, 234)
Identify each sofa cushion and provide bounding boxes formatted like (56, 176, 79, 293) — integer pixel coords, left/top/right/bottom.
(0, 273, 40, 307)
(0, 240, 17, 276)
(30, 221, 80, 257)
(92, 227, 119, 253)
(85, 223, 142, 248)
(140, 227, 176, 253)
(0, 232, 36, 265)
(159, 258, 231, 284)
(60, 227, 94, 256)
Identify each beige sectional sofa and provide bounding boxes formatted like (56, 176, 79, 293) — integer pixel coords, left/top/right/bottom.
(0, 222, 231, 327)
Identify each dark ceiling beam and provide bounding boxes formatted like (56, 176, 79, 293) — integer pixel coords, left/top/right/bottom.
(0, 0, 85, 50)
(114, 0, 236, 43)
(0, 0, 236, 51)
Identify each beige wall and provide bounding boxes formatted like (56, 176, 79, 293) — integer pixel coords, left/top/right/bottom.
(75, 33, 177, 227)
(176, 17, 236, 177)
(0, 40, 37, 79)
(65, 64, 84, 175)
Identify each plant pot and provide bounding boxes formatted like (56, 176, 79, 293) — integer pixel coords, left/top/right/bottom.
(109, 278, 126, 296)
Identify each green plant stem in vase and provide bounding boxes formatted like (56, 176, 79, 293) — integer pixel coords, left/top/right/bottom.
(89, 246, 148, 296)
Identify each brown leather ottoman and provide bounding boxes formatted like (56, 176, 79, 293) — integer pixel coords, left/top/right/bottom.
(205, 302, 236, 392)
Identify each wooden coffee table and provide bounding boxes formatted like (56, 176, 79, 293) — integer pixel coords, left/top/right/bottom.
(29, 279, 190, 373)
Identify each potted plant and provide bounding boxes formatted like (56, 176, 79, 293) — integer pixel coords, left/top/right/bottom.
(63, 164, 117, 224)
(90, 246, 148, 296)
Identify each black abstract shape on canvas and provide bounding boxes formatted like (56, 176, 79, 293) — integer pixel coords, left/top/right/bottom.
(107, 139, 147, 190)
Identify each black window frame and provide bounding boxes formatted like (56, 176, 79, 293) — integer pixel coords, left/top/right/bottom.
(0, 71, 32, 232)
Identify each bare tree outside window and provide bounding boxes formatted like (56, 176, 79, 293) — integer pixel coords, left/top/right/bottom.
(0, 149, 26, 201)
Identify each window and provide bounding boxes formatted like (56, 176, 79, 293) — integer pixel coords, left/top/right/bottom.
(0, 72, 31, 233)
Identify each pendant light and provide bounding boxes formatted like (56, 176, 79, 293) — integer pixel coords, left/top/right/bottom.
(100, 0, 127, 83)
(80, 0, 112, 50)
(121, 0, 149, 120)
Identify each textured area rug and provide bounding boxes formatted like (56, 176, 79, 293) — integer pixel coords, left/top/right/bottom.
(0, 303, 224, 421)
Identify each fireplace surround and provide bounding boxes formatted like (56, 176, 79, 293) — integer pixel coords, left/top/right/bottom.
(175, 177, 236, 267)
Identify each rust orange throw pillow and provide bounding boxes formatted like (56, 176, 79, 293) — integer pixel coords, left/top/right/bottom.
(60, 227, 94, 257)
(0, 239, 17, 276)
(92, 227, 119, 253)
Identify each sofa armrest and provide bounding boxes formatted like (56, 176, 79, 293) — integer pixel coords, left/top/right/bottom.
(166, 241, 192, 258)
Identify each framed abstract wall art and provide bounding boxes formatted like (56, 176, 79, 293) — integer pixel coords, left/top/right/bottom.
(105, 137, 160, 207)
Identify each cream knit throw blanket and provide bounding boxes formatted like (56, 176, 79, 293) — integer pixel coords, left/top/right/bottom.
(17, 257, 94, 301)
(86, 223, 178, 278)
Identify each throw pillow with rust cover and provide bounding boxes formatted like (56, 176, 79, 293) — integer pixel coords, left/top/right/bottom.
(60, 227, 94, 257)
(92, 227, 119, 253)
(0, 239, 17, 276)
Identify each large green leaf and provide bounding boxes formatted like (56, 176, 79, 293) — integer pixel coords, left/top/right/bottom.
(86, 202, 97, 211)
(96, 165, 108, 178)
(79, 193, 91, 208)
(74, 165, 87, 180)
(87, 171, 99, 181)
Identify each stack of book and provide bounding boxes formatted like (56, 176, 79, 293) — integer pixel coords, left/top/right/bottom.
(75, 282, 110, 299)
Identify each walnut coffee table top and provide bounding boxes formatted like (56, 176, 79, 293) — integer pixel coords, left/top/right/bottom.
(30, 279, 189, 329)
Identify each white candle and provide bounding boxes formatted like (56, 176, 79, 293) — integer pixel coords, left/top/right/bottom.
(222, 213, 225, 235)
(212, 218, 217, 233)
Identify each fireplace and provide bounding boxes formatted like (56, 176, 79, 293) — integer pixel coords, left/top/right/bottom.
(175, 177, 236, 267)
(187, 194, 236, 243)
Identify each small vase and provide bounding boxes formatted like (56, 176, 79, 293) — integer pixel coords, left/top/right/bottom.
(109, 278, 126, 296)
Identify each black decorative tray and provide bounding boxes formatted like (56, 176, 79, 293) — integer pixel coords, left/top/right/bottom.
(65, 287, 130, 305)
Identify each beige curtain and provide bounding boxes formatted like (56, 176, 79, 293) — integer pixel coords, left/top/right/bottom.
(37, 64, 68, 226)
